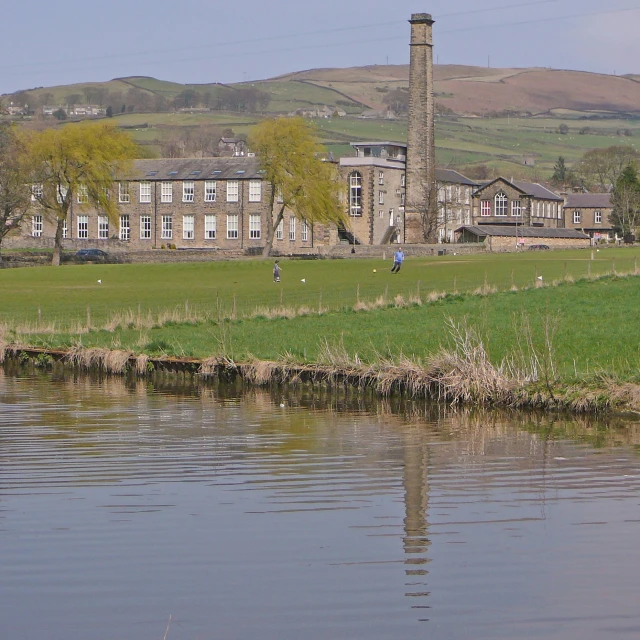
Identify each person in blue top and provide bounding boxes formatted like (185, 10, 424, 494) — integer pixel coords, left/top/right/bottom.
(391, 247, 405, 273)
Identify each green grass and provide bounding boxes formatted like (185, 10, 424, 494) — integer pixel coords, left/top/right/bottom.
(3, 249, 640, 383)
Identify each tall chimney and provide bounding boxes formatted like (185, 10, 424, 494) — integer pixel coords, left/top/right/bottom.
(405, 13, 437, 244)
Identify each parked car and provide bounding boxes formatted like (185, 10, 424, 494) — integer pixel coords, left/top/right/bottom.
(75, 249, 109, 262)
(528, 244, 550, 251)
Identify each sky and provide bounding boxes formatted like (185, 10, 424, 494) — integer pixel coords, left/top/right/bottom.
(1, 0, 640, 95)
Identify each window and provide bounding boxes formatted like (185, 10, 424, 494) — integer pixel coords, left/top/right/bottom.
(204, 181, 216, 202)
(595, 210, 602, 224)
(119, 214, 130, 241)
(400, 191, 405, 206)
(161, 182, 173, 203)
(276, 188, 284, 204)
(379, 191, 385, 205)
(227, 181, 239, 202)
(511, 200, 522, 217)
(249, 214, 261, 239)
(378, 171, 384, 185)
(32, 215, 43, 237)
(249, 180, 262, 202)
(62, 219, 68, 239)
(183, 181, 194, 203)
(77, 215, 88, 239)
(464, 188, 470, 205)
(140, 215, 152, 239)
(289, 216, 296, 241)
(227, 214, 239, 239)
(56, 185, 68, 204)
(205, 215, 216, 239)
(140, 182, 152, 204)
(379, 209, 384, 218)
(77, 184, 88, 204)
(276, 219, 284, 240)
(349, 172, 362, 216)
(573, 210, 581, 224)
(98, 215, 109, 239)
(495, 192, 508, 216)
(118, 182, 130, 203)
(31, 184, 43, 202)
(161, 215, 173, 240)
(183, 215, 194, 239)
(481, 200, 491, 216)
(536, 202, 541, 217)
(401, 174, 406, 187)
(301, 219, 309, 242)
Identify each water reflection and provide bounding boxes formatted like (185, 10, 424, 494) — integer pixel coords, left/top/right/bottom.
(1, 366, 640, 640)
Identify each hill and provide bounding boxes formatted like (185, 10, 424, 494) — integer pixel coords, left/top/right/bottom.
(3, 64, 640, 179)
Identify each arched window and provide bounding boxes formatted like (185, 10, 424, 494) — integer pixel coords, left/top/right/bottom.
(349, 172, 362, 217)
(495, 192, 508, 217)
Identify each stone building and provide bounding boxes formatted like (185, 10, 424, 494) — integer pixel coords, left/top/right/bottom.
(7, 157, 327, 254)
(338, 142, 478, 245)
(563, 193, 614, 241)
(470, 178, 564, 228)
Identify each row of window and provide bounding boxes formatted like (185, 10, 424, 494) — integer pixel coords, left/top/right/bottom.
(32, 180, 263, 206)
(573, 210, 602, 224)
(120, 180, 262, 204)
(31, 214, 309, 242)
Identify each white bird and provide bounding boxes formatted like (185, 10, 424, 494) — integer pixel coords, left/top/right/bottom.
(280, 403, 285, 408)
(537, 276, 543, 280)
(301, 278, 306, 283)
(97, 279, 102, 284)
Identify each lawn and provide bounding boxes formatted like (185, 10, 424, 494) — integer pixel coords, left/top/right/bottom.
(2, 248, 640, 383)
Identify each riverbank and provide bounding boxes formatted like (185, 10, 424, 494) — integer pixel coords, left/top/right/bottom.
(3, 269, 640, 414)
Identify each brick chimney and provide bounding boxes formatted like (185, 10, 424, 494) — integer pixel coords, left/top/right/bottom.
(404, 13, 437, 244)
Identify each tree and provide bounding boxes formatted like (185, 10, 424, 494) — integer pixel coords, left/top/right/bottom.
(576, 145, 640, 192)
(248, 117, 345, 257)
(382, 88, 409, 114)
(106, 105, 113, 118)
(24, 123, 139, 266)
(557, 123, 569, 135)
(53, 108, 67, 121)
(0, 124, 32, 263)
(611, 163, 640, 237)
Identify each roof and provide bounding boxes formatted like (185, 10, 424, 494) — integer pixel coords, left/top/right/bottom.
(435, 168, 477, 186)
(457, 225, 589, 239)
(350, 141, 408, 149)
(130, 157, 263, 181)
(475, 177, 563, 201)
(565, 193, 612, 208)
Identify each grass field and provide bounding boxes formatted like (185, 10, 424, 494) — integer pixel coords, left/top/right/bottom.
(2, 249, 640, 386)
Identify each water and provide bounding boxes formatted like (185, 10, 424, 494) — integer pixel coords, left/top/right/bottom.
(1, 368, 640, 640)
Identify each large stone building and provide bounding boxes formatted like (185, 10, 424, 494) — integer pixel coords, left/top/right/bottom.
(7, 157, 330, 253)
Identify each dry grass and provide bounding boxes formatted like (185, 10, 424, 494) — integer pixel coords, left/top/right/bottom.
(65, 346, 133, 374)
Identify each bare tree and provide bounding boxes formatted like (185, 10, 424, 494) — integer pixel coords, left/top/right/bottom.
(576, 145, 640, 192)
(0, 124, 32, 263)
(611, 164, 640, 237)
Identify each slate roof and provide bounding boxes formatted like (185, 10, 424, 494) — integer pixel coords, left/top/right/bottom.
(475, 178, 563, 201)
(565, 193, 612, 208)
(457, 225, 589, 239)
(130, 157, 263, 181)
(435, 168, 477, 186)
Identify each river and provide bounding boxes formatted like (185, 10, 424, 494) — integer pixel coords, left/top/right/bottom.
(1, 367, 640, 640)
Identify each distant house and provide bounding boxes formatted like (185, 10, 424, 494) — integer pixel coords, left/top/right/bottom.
(456, 225, 590, 250)
(436, 169, 477, 243)
(218, 138, 247, 157)
(69, 104, 106, 117)
(564, 193, 614, 241)
(472, 178, 564, 228)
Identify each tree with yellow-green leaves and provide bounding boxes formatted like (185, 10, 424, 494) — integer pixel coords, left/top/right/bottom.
(248, 117, 345, 257)
(24, 123, 139, 265)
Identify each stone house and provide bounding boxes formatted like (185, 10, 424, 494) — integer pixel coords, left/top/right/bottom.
(217, 138, 247, 157)
(8, 157, 327, 254)
(456, 225, 590, 250)
(471, 178, 564, 228)
(563, 193, 613, 241)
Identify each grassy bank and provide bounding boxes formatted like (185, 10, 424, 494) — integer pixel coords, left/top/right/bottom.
(3, 250, 640, 412)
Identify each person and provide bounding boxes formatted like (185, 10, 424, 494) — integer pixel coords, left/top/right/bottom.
(273, 260, 281, 283)
(391, 247, 405, 273)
